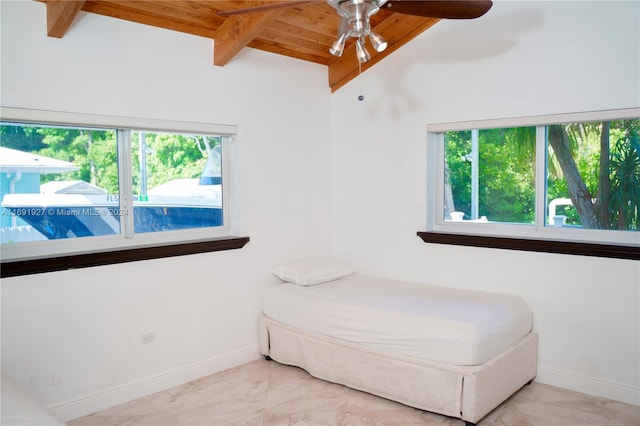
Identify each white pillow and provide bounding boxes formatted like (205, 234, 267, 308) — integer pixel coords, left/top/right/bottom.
(272, 256, 355, 286)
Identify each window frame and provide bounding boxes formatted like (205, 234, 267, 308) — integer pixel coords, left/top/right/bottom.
(0, 107, 244, 266)
(425, 108, 640, 254)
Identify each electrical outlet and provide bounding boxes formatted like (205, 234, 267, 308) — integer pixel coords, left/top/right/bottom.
(141, 331, 156, 344)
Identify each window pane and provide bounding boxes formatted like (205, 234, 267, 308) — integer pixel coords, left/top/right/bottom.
(444, 127, 536, 224)
(0, 123, 120, 242)
(130, 131, 223, 234)
(546, 119, 639, 231)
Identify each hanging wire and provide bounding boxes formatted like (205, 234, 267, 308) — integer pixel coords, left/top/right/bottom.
(357, 61, 364, 101)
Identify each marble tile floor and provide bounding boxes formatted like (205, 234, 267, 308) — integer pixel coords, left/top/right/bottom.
(68, 359, 639, 426)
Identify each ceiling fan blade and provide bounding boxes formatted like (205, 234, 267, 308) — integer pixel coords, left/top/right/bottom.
(217, 1, 321, 17)
(383, 0, 493, 19)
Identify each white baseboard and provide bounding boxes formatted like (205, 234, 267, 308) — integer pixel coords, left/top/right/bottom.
(536, 365, 640, 406)
(48, 355, 638, 422)
(49, 345, 261, 422)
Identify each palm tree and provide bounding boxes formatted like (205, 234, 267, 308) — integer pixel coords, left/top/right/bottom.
(548, 120, 639, 230)
(444, 120, 639, 230)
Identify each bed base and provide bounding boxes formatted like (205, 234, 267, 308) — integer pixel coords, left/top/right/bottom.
(259, 315, 537, 425)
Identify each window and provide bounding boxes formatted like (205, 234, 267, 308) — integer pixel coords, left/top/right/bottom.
(426, 109, 639, 249)
(0, 108, 240, 264)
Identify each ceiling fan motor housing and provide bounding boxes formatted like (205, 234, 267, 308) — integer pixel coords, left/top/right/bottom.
(338, 0, 380, 34)
(328, 0, 389, 61)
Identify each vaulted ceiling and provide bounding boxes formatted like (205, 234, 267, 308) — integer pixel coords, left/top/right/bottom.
(37, 0, 442, 92)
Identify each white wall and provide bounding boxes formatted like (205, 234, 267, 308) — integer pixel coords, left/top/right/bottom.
(0, 0, 332, 420)
(2, 0, 639, 421)
(332, 1, 640, 405)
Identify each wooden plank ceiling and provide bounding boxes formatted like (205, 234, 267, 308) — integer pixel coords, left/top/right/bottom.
(38, 0, 441, 92)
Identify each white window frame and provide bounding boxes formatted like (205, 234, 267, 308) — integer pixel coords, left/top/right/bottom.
(426, 108, 640, 247)
(0, 107, 240, 262)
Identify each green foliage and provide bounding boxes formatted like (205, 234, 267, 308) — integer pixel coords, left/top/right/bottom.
(131, 132, 217, 194)
(478, 128, 535, 223)
(36, 127, 118, 191)
(90, 137, 119, 193)
(445, 127, 536, 223)
(446, 119, 639, 231)
(444, 131, 471, 214)
(608, 122, 640, 230)
(0, 125, 46, 152)
(547, 120, 639, 230)
(0, 124, 218, 195)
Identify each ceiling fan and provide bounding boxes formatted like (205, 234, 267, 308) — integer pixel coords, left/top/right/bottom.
(218, 0, 493, 63)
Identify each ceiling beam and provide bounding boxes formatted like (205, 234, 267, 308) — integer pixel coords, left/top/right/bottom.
(214, 1, 288, 66)
(44, 0, 86, 38)
(327, 15, 440, 92)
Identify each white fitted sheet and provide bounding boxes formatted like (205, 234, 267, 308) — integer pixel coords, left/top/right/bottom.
(263, 275, 533, 365)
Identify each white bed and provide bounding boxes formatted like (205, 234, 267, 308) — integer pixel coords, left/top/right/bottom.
(260, 257, 538, 425)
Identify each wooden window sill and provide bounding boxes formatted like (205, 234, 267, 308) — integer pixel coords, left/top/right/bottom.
(0, 236, 250, 278)
(417, 232, 639, 260)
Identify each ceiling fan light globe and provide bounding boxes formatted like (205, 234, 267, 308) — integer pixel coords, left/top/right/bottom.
(329, 33, 347, 57)
(355, 39, 371, 63)
(369, 32, 387, 52)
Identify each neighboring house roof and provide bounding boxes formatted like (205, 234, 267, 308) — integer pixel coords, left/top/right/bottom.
(0, 147, 78, 174)
(148, 178, 221, 199)
(40, 180, 107, 195)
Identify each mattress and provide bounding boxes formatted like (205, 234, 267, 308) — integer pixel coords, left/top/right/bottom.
(263, 274, 533, 365)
